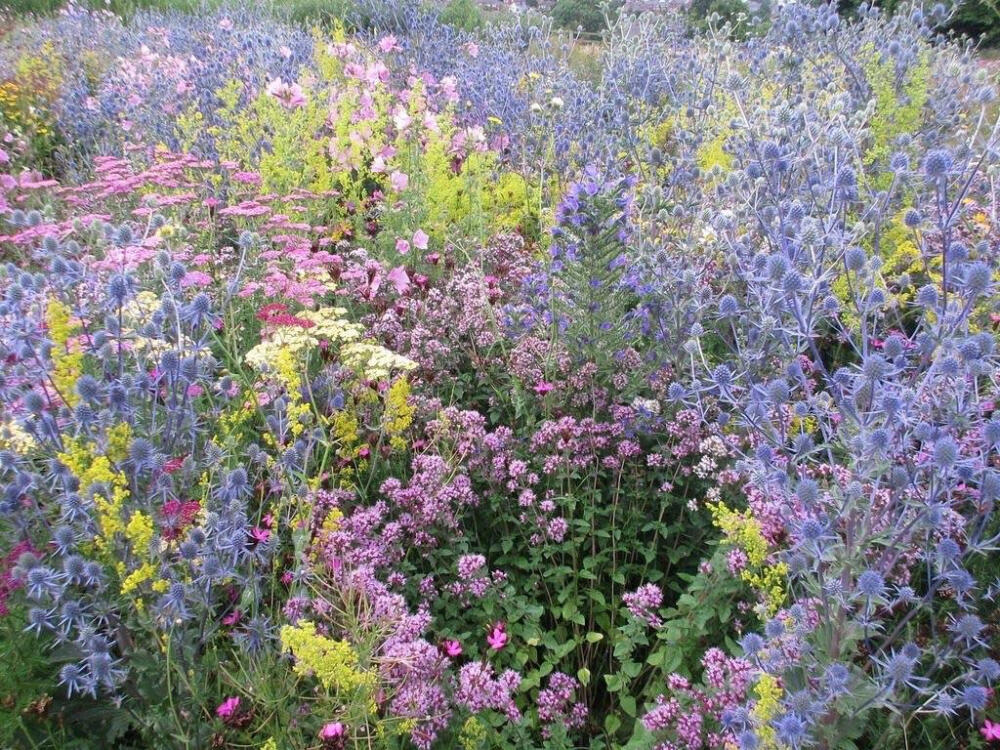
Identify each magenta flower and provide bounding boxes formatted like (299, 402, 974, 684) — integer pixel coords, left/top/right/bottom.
(221, 609, 241, 626)
(216, 696, 240, 720)
(442, 639, 462, 658)
(983, 720, 1000, 742)
(249, 526, 270, 543)
(319, 721, 346, 739)
(534, 381, 555, 395)
(487, 622, 508, 651)
(395, 238, 411, 255)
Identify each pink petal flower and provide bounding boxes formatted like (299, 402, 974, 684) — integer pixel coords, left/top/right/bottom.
(534, 381, 555, 395)
(983, 720, 1000, 742)
(412, 228, 429, 250)
(216, 696, 240, 719)
(378, 34, 401, 53)
(250, 527, 271, 543)
(319, 722, 346, 739)
(486, 622, 508, 651)
(392, 107, 412, 131)
(389, 170, 409, 192)
(441, 639, 462, 658)
(395, 238, 411, 255)
(387, 266, 411, 294)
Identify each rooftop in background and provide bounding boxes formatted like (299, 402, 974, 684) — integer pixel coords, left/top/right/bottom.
(462, 0, 691, 15)
(622, 0, 689, 11)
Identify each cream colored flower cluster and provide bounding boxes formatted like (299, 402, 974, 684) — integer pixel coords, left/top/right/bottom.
(245, 306, 415, 381)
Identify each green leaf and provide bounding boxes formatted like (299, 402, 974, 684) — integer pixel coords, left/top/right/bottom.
(622, 660, 642, 679)
(585, 631, 604, 643)
(577, 667, 591, 687)
(620, 695, 637, 717)
(605, 714, 622, 736)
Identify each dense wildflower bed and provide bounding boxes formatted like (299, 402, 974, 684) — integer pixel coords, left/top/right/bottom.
(0, 1, 998, 748)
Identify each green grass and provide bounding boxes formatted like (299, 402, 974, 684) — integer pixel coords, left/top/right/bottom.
(4, 0, 357, 21)
(6, 0, 223, 17)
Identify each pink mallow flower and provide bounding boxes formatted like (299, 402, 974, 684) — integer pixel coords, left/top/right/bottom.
(266, 78, 307, 109)
(378, 34, 402, 53)
(389, 170, 409, 192)
(387, 266, 410, 294)
(412, 228, 429, 250)
(442, 639, 463, 658)
(395, 238, 411, 255)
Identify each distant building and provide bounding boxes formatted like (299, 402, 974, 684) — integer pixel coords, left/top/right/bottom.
(622, 0, 689, 13)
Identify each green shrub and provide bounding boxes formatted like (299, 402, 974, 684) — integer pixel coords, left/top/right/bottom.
(438, 0, 485, 31)
(685, 0, 770, 37)
(947, 0, 1000, 46)
(551, 0, 620, 35)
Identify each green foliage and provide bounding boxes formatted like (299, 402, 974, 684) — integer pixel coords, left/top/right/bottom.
(551, 0, 619, 35)
(6, 0, 224, 18)
(834, 0, 1000, 46)
(862, 44, 930, 189)
(0, 606, 58, 746)
(685, 0, 769, 37)
(4, 0, 361, 23)
(471, 430, 721, 745)
(277, 0, 360, 28)
(438, 0, 486, 32)
(947, 0, 1000, 46)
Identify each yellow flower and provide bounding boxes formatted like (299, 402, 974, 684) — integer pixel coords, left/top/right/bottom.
(751, 673, 783, 748)
(383, 377, 415, 451)
(460, 716, 487, 750)
(710, 501, 786, 615)
(0, 420, 37, 454)
(46, 297, 83, 407)
(280, 621, 376, 695)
